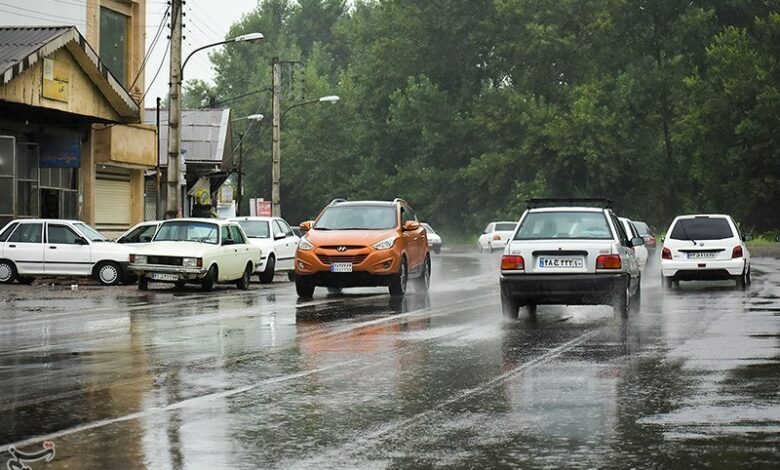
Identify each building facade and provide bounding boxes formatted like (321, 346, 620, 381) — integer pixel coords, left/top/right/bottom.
(0, 0, 156, 236)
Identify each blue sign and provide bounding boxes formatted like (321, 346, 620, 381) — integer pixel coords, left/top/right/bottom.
(39, 134, 80, 168)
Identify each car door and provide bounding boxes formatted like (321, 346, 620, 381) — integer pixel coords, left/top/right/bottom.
(611, 215, 638, 283)
(400, 206, 423, 270)
(480, 223, 493, 249)
(5, 222, 44, 275)
(274, 219, 297, 270)
(219, 225, 239, 280)
(45, 223, 92, 275)
(0, 222, 20, 258)
(230, 224, 253, 273)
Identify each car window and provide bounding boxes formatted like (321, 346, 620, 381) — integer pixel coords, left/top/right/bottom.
(633, 221, 651, 236)
(627, 222, 640, 239)
(612, 215, 630, 246)
(421, 223, 435, 234)
(515, 212, 612, 240)
(154, 221, 219, 244)
(272, 220, 284, 236)
(238, 220, 270, 238)
(495, 223, 516, 231)
(0, 222, 18, 242)
(8, 223, 43, 243)
(230, 225, 246, 244)
(118, 224, 157, 243)
(670, 217, 734, 241)
(483, 224, 492, 234)
(278, 219, 294, 236)
(221, 225, 232, 244)
(315, 205, 397, 230)
(48, 224, 84, 244)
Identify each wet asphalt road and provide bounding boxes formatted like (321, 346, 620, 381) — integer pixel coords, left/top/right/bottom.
(0, 253, 779, 469)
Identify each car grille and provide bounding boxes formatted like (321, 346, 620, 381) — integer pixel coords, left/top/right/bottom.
(147, 256, 182, 266)
(317, 254, 368, 265)
(320, 245, 365, 250)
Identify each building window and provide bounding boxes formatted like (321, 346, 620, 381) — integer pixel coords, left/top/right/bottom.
(0, 137, 14, 221)
(16, 143, 39, 217)
(99, 6, 129, 86)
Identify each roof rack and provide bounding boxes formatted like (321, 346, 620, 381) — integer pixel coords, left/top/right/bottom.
(526, 198, 614, 209)
(329, 198, 347, 205)
(392, 198, 408, 205)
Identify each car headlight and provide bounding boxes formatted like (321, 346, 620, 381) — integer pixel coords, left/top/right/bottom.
(132, 255, 147, 264)
(298, 237, 314, 251)
(182, 257, 199, 268)
(373, 236, 397, 250)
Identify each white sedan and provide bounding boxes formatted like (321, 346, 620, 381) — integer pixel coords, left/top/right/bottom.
(478, 221, 517, 252)
(619, 217, 648, 271)
(421, 222, 442, 254)
(0, 219, 132, 285)
(230, 216, 299, 283)
(129, 218, 261, 291)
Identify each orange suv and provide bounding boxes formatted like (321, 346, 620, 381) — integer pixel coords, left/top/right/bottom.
(294, 198, 431, 298)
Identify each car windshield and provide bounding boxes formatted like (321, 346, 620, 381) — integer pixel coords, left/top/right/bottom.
(633, 221, 651, 236)
(315, 205, 397, 230)
(515, 211, 612, 240)
(421, 223, 436, 234)
(494, 223, 517, 231)
(238, 220, 270, 238)
(154, 221, 219, 244)
(670, 217, 733, 241)
(73, 222, 107, 242)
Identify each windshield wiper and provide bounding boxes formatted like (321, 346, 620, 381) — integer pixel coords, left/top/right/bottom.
(678, 223, 696, 245)
(314, 227, 331, 230)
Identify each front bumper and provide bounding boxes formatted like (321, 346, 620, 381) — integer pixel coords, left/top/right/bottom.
(500, 273, 626, 305)
(129, 263, 208, 281)
(661, 258, 745, 279)
(295, 248, 400, 276)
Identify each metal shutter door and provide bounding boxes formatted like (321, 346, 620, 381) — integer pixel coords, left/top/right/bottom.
(95, 176, 131, 233)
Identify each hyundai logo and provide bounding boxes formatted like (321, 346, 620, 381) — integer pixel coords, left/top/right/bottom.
(337, 246, 348, 252)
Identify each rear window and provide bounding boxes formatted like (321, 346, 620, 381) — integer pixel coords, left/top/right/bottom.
(670, 218, 734, 241)
(494, 223, 517, 232)
(515, 211, 612, 240)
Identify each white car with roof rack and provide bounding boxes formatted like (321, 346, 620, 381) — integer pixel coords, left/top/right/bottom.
(229, 216, 299, 283)
(660, 214, 751, 289)
(499, 198, 643, 319)
(478, 221, 517, 252)
(0, 219, 132, 285)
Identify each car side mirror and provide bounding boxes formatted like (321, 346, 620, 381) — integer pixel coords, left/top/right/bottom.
(300, 221, 313, 232)
(274, 232, 286, 240)
(76, 238, 89, 245)
(743, 235, 753, 242)
(403, 220, 420, 231)
(630, 236, 644, 247)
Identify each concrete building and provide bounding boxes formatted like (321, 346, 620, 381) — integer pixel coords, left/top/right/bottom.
(0, 0, 156, 236)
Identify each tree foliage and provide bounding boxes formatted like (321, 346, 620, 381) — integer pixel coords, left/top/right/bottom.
(204, 0, 780, 232)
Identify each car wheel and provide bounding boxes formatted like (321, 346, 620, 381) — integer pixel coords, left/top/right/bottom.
(16, 275, 34, 285)
(501, 292, 520, 319)
(138, 276, 149, 291)
(477, 243, 483, 253)
(487, 242, 493, 253)
(411, 255, 431, 293)
(236, 263, 252, 290)
(433, 246, 441, 254)
(260, 255, 275, 284)
(662, 276, 673, 290)
(296, 275, 316, 298)
(201, 265, 216, 292)
(95, 261, 121, 286)
(614, 280, 630, 319)
(287, 271, 296, 282)
(389, 257, 408, 296)
(0, 260, 16, 284)
(327, 287, 343, 295)
(737, 268, 749, 290)
(746, 266, 752, 286)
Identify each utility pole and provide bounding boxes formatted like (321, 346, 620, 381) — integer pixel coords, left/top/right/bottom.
(271, 57, 281, 217)
(237, 132, 243, 216)
(165, 0, 183, 218)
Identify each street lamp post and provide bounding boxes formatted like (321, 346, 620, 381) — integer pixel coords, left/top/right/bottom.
(270, 83, 339, 217)
(165, 31, 264, 219)
(230, 114, 264, 216)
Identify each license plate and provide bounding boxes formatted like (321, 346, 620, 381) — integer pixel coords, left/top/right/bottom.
(151, 273, 179, 281)
(538, 257, 584, 268)
(687, 252, 717, 259)
(330, 262, 353, 273)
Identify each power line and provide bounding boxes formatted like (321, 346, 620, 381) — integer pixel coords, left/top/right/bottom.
(140, 38, 171, 104)
(128, 4, 171, 91)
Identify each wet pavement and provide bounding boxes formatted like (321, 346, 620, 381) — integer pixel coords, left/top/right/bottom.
(1, 253, 778, 469)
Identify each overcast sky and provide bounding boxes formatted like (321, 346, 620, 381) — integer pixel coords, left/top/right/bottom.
(144, 0, 259, 108)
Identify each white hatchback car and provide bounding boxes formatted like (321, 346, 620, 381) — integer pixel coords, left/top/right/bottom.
(0, 219, 132, 285)
(619, 217, 648, 271)
(230, 216, 299, 283)
(478, 221, 517, 252)
(660, 214, 751, 289)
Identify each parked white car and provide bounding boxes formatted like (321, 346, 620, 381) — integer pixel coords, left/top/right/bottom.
(129, 218, 261, 291)
(660, 214, 751, 289)
(115, 221, 161, 247)
(0, 219, 132, 285)
(420, 222, 442, 254)
(619, 217, 648, 271)
(230, 216, 299, 283)
(478, 221, 517, 252)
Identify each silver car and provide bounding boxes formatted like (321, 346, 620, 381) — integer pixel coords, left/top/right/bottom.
(499, 199, 643, 319)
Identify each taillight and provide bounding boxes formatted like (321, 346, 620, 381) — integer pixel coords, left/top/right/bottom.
(732, 246, 743, 259)
(596, 254, 622, 269)
(662, 247, 672, 260)
(501, 255, 524, 271)
(492, 234, 501, 240)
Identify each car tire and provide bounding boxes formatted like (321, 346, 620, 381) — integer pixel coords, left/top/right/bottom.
(487, 242, 493, 253)
(477, 243, 483, 253)
(389, 257, 408, 296)
(201, 265, 216, 292)
(16, 275, 34, 285)
(138, 276, 149, 291)
(433, 246, 441, 254)
(259, 255, 275, 284)
(614, 279, 630, 319)
(327, 287, 343, 295)
(287, 271, 296, 282)
(662, 276, 673, 290)
(236, 263, 252, 290)
(501, 292, 520, 319)
(95, 261, 121, 286)
(0, 259, 16, 284)
(411, 255, 431, 293)
(296, 275, 316, 298)
(737, 268, 750, 290)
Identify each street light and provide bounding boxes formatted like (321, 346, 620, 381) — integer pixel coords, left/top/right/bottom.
(272, 93, 340, 217)
(230, 113, 264, 216)
(166, 31, 264, 219)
